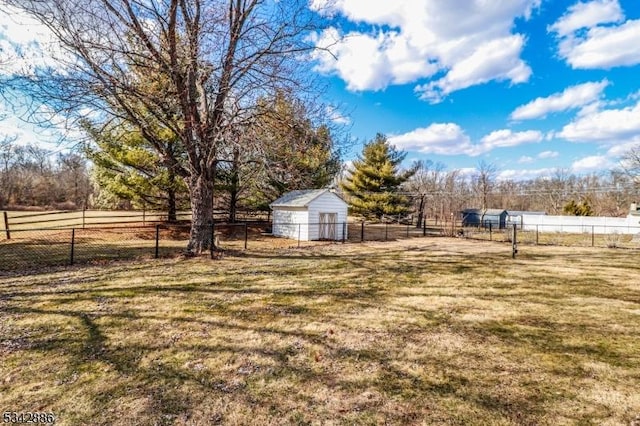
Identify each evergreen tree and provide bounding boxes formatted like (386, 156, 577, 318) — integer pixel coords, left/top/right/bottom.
(84, 123, 189, 221)
(341, 134, 416, 220)
(252, 92, 341, 205)
(563, 198, 594, 216)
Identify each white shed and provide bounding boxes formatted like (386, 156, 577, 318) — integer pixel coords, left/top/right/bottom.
(270, 189, 348, 241)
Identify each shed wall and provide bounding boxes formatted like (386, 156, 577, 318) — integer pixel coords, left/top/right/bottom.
(462, 212, 507, 229)
(272, 208, 309, 240)
(307, 192, 348, 240)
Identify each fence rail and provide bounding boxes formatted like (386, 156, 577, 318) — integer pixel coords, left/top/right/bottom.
(462, 223, 640, 249)
(3, 217, 640, 272)
(0, 209, 274, 235)
(0, 220, 455, 272)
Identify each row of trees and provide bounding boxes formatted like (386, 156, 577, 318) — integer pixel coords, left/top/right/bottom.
(6, 0, 639, 252)
(2, 128, 639, 224)
(5, 0, 332, 253)
(340, 135, 640, 222)
(0, 137, 91, 209)
(83, 92, 340, 221)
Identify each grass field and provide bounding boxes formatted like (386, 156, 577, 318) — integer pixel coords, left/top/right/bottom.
(1, 238, 639, 425)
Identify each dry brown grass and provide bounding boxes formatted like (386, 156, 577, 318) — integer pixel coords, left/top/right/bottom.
(1, 238, 639, 425)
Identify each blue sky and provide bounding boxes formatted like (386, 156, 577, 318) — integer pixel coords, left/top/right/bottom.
(2, 0, 640, 180)
(310, 0, 640, 180)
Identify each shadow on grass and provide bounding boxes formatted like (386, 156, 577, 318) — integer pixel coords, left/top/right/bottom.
(2, 241, 639, 424)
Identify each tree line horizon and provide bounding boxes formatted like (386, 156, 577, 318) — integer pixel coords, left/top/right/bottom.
(1, 0, 639, 254)
(2, 131, 639, 222)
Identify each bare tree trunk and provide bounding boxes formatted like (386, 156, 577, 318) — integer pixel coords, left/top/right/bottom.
(416, 194, 425, 229)
(187, 175, 214, 254)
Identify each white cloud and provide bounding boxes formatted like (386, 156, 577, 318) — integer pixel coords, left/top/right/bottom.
(510, 80, 609, 120)
(312, 29, 397, 91)
(548, 0, 623, 37)
(480, 129, 543, 150)
(558, 100, 640, 143)
(561, 20, 640, 69)
(518, 156, 534, 164)
(0, 6, 62, 76)
(497, 168, 555, 181)
(550, 1, 640, 69)
(0, 106, 62, 148)
(416, 35, 531, 103)
(606, 141, 640, 157)
(571, 155, 613, 172)
(325, 105, 351, 125)
(389, 123, 473, 155)
(538, 151, 559, 159)
(389, 124, 541, 156)
(310, 1, 539, 101)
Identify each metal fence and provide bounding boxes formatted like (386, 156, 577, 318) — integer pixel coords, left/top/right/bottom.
(4, 217, 640, 272)
(0, 223, 254, 272)
(461, 223, 640, 249)
(0, 220, 455, 272)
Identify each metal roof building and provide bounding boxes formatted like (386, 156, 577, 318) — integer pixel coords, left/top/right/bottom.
(461, 208, 508, 229)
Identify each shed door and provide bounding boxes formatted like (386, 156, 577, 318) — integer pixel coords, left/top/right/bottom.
(319, 213, 337, 240)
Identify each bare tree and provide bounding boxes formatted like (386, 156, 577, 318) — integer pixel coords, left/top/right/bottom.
(404, 159, 446, 227)
(472, 160, 497, 211)
(5, 0, 320, 253)
(532, 168, 573, 215)
(622, 144, 640, 185)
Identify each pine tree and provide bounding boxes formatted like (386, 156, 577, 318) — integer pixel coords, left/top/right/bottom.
(341, 134, 415, 220)
(563, 198, 594, 216)
(251, 92, 341, 204)
(84, 122, 189, 221)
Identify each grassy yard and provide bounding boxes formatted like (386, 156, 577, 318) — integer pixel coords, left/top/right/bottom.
(1, 238, 639, 425)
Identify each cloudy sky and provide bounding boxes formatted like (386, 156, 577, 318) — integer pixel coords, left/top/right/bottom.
(2, 0, 640, 180)
(311, 0, 640, 180)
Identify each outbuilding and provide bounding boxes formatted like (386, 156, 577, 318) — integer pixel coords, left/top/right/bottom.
(461, 208, 508, 229)
(506, 210, 546, 228)
(270, 189, 348, 241)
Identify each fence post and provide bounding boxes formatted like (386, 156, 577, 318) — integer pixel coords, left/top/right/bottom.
(82, 208, 86, 229)
(451, 215, 455, 236)
(422, 218, 426, 237)
(70, 228, 75, 265)
(3, 211, 9, 240)
(244, 222, 248, 250)
(512, 224, 518, 259)
(592, 225, 595, 247)
(385, 223, 388, 241)
(361, 221, 365, 242)
(342, 222, 346, 243)
(536, 225, 539, 245)
(298, 223, 301, 248)
(155, 224, 160, 258)
(142, 206, 146, 226)
(489, 222, 492, 241)
(406, 224, 410, 238)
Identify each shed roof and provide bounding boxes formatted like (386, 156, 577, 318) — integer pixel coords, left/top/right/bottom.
(461, 208, 507, 216)
(270, 189, 345, 208)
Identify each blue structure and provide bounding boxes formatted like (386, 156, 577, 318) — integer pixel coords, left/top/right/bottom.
(461, 209, 508, 229)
